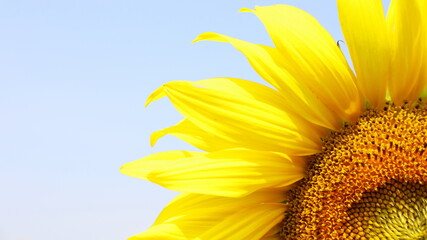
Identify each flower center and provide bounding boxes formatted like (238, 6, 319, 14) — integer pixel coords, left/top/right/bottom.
(281, 101, 427, 239)
(344, 180, 427, 239)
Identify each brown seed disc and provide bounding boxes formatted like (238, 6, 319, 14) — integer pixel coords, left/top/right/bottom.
(281, 102, 427, 239)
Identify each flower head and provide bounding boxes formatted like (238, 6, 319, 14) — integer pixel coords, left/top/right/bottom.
(122, 1, 427, 239)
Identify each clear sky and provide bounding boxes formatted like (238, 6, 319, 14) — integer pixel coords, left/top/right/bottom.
(0, 0, 390, 239)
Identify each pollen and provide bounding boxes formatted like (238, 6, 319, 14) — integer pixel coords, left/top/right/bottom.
(281, 101, 427, 239)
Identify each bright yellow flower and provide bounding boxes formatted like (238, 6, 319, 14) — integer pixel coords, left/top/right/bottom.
(121, 1, 427, 239)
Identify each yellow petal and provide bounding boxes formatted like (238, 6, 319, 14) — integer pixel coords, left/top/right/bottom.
(338, 0, 391, 107)
(121, 149, 305, 197)
(421, 85, 427, 99)
(147, 78, 323, 156)
(151, 118, 239, 152)
(242, 5, 362, 121)
(145, 85, 166, 107)
(156, 191, 285, 225)
(130, 191, 285, 240)
(261, 235, 281, 240)
(387, 0, 426, 104)
(195, 203, 286, 240)
(260, 224, 282, 240)
(120, 151, 204, 179)
(129, 224, 186, 240)
(193, 32, 341, 130)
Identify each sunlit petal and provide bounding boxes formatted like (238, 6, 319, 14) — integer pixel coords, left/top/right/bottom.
(387, 0, 425, 104)
(242, 5, 362, 121)
(146, 78, 324, 155)
(121, 149, 305, 197)
(194, 32, 342, 130)
(338, 0, 391, 107)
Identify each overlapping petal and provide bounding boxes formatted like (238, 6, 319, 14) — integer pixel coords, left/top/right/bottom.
(152, 117, 265, 152)
(121, 149, 305, 197)
(150, 119, 231, 152)
(259, 225, 282, 240)
(338, 0, 391, 107)
(120, 151, 204, 177)
(242, 5, 362, 121)
(387, 0, 426, 104)
(125, 2, 427, 239)
(193, 32, 341, 130)
(146, 78, 324, 155)
(195, 203, 285, 240)
(129, 191, 285, 240)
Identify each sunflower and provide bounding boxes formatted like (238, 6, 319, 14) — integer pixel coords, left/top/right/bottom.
(121, 1, 427, 239)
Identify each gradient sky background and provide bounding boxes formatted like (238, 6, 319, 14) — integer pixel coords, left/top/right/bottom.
(1, 0, 390, 239)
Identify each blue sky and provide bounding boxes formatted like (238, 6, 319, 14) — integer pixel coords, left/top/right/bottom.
(0, 0, 390, 239)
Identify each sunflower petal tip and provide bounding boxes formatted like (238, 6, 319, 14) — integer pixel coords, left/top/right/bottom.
(192, 33, 209, 43)
(239, 7, 253, 13)
(191, 35, 202, 44)
(145, 85, 167, 107)
(150, 131, 163, 147)
(192, 32, 222, 43)
(119, 164, 128, 174)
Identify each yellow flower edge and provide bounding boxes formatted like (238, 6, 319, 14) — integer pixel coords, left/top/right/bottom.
(121, 1, 426, 239)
